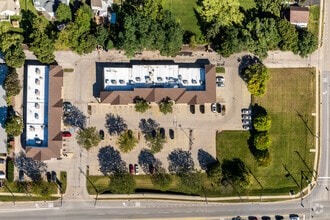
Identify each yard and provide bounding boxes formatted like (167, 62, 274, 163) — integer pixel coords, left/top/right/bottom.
(217, 68, 316, 196)
(308, 5, 320, 36)
(163, 0, 204, 44)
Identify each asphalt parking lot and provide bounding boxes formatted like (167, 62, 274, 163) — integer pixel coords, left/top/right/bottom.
(56, 50, 251, 175)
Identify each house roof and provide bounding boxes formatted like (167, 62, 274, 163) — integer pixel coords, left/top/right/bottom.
(26, 65, 63, 161)
(100, 64, 216, 105)
(0, 0, 20, 16)
(290, 6, 309, 24)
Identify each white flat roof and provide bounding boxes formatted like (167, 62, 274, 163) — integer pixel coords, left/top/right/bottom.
(104, 64, 204, 89)
(26, 65, 48, 146)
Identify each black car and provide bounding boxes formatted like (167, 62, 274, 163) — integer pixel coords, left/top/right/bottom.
(159, 128, 165, 139)
(169, 129, 174, 139)
(18, 170, 24, 182)
(216, 103, 222, 113)
(99, 130, 105, 140)
(199, 105, 205, 114)
(51, 171, 57, 183)
(190, 105, 195, 114)
(46, 171, 51, 182)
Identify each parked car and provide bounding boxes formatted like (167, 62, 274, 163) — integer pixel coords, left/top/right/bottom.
(149, 164, 155, 175)
(46, 172, 51, 182)
(159, 128, 165, 139)
(216, 82, 225, 87)
(232, 217, 242, 220)
(242, 115, 252, 120)
(169, 129, 175, 139)
(0, 170, 5, 179)
(190, 105, 195, 114)
(62, 131, 72, 138)
(242, 120, 251, 125)
(211, 103, 216, 113)
(199, 105, 205, 114)
(129, 164, 135, 174)
(0, 158, 5, 164)
(18, 170, 24, 182)
(248, 217, 258, 220)
(51, 171, 57, 182)
(216, 76, 225, 82)
(289, 214, 300, 220)
(99, 130, 104, 140)
(242, 108, 251, 114)
(134, 164, 139, 175)
(216, 103, 222, 113)
(63, 102, 72, 114)
(261, 216, 271, 220)
(243, 125, 251, 130)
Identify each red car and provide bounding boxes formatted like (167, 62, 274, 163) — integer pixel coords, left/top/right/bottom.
(62, 131, 72, 137)
(129, 164, 135, 174)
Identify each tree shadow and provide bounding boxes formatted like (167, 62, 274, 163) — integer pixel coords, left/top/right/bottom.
(63, 105, 86, 129)
(138, 149, 162, 174)
(0, 106, 7, 129)
(183, 30, 195, 45)
(139, 118, 159, 136)
(105, 113, 127, 136)
(98, 146, 126, 175)
(251, 103, 267, 118)
(238, 55, 260, 82)
(14, 151, 47, 181)
(197, 149, 217, 170)
(167, 149, 194, 173)
(221, 158, 249, 186)
(21, 10, 37, 44)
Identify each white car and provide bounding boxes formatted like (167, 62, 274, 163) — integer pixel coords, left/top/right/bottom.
(211, 103, 217, 113)
(242, 115, 252, 120)
(242, 120, 250, 125)
(289, 214, 300, 220)
(241, 109, 251, 115)
(0, 170, 5, 179)
(216, 76, 225, 82)
(243, 125, 250, 130)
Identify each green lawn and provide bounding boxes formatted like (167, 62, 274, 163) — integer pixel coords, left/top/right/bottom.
(308, 5, 320, 36)
(239, 0, 256, 10)
(163, 0, 204, 44)
(217, 68, 316, 196)
(60, 171, 67, 194)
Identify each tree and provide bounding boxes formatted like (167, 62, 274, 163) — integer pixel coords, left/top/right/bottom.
(244, 63, 270, 96)
(158, 98, 173, 114)
(134, 97, 150, 113)
(109, 172, 136, 194)
(298, 28, 318, 58)
(55, 3, 72, 22)
(4, 45, 25, 68)
(178, 171, 204, 194)
(57, 4, 97, 55)
(5, 115, 23, 136)
(29, 17, 55, 64)
(277, 19, 299, 53)
(76, 127, 101, 151)
(150, 167, 172, 191)
(117, 130, 138, 153)
(145, 129, 166, 154)
(254, 132, 272, 150)
(95, 25, 109, 47)
(196, 0, 244, 38)
(4, 67, 21, 97)
(253, 114, 271, 131)
(255, 0, 283, 17)
(105, 113, 128, 136)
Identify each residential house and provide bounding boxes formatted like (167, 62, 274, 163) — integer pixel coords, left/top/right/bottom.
(289, 6, 309, 28)
(33, 0, 69, 20)
(0, 0, 20, 21)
